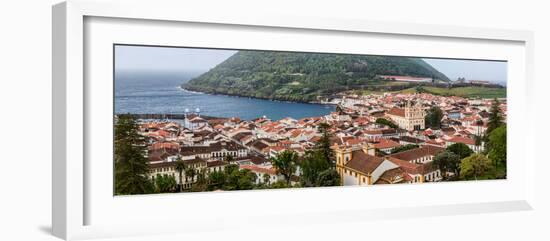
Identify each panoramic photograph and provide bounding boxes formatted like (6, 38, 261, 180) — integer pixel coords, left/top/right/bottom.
(114, 45, 507, 195)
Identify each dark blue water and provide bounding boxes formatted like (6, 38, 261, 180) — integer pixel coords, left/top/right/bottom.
(115, 71, 334, 120)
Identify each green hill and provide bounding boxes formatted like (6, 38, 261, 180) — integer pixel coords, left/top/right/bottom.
(183, 50, 449, 102)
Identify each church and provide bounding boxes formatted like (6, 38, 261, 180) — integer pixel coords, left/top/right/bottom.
(333, 143, 443, 186)
(385, 101, 426, 131)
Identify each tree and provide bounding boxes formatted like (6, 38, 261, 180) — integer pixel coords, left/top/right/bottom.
(316, 122, 334, 166)
(486, 98, 504, 135)
(207, 170, 226, 191)
(114, 114, 154, 195)
(460, 154, 493, 180)
(375, 118, 398, 129)
(446, 143, 473, 159)
(432, 150, 460, 180)
(271, 150, 298, 186)
(236, 169, 257, 190)
(316, 169, 341, 186)
(262, 173, 271, 186)
(474, 134, 483, 147)
(191, 169, 208, 192)
(224, 166, 256, 190)
(185, 167, 196, 186)
(175, 159, 186, 192)
(224, 154, 235, 163)
(300, 150, 331, 187)
(154, 174, 177, 193)
(270, 180, 289, 189)
(425, 106, 443, 129)
(487, 125, 506, 169)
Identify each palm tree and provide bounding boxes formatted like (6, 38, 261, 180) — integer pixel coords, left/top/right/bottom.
(185, 167, 197, 188)
(224, 154, 234, 164)
(262, 173, 271, 185)
(175, 159, 186, 192)
(271, 150, 298, 186)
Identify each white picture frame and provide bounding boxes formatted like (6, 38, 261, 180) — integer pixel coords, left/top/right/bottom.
(52, 0, 536, 240)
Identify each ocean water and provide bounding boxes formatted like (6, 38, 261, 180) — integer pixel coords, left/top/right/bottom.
(115, 71, 334, 120)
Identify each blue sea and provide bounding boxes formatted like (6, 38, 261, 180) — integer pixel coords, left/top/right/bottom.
(115, 71, 334, 120)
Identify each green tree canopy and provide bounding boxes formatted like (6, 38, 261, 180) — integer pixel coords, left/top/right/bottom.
(316, 122, 334, 166)
(446, 143, 474, 159)
(432, 150, 460, 180)
(154, 174, 177, 193)
(114, 114, 154, 195)
(175, 159, 186, 192)
(300, 150, 331, 187)
(207, 170, 226, 191)
(487, 125, 506, 168)
(224, 167, 257, 191)
(425, 106, 443, 129)
(316, 169, 341, 187)
(185, 167, 196, 185)
(224, 154, 235, 163)
(375, 118, 398, 129)
(460, 154, 493, 180)
(271, 150, 298, 186)
(262, 173, 271, 186)
(270, 180, 289, 189)
(486, 98, 504, 134)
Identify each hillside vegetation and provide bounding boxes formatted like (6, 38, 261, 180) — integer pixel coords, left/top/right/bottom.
(358, 86, 506, 98)
(183, 50, 449, 102)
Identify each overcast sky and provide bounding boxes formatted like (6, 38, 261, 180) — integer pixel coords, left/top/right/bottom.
(115, 45, 507, 83)
(423, 58, 507, 83)
(115, 45, 237, 72)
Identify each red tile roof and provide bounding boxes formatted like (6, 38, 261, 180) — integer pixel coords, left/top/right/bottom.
(240, 165, 277, 175)
(372, 139, 401, 149)
(389, 145, 444, 162)
(386, 108, 405, 117)
(345, 150, 385, 175)
(447, 136, 476, 145)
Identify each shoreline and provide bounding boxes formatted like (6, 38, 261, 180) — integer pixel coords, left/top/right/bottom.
(179, 85, 337, 106)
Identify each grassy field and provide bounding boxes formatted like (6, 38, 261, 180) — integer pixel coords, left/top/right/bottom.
(421, 86, 506, 98)
(358, 86, 506, 99)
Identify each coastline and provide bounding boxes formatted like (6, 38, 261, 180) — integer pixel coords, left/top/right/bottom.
(179, 85, 337, 106)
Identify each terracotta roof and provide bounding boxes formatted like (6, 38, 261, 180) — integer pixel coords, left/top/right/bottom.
(372, 139, 401, 149)
(345, 150, 385, 175)
(389, 145, 444, 162)
(249, 156, 270, 165)
(388, 155, 439, 176)
(149, 142, 180, 151)
(268, 146, 286, 152)
(374, 167, 412, 184)
(250, 140, 269, 151)
(447, 136, 476, 145)
(386, 108, 405, 117)
(239, 165, 277, 175)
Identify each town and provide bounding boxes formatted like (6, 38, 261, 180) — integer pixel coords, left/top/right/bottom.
(114, 91, 507, 194)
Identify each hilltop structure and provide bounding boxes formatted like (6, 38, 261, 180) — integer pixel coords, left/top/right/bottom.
(386, 101, 426, 131)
